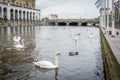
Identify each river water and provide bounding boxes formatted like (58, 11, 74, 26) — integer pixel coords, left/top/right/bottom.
(0, 26, 104, 80)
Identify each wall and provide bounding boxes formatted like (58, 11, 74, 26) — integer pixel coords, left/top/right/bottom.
(100, 29, 120, 80)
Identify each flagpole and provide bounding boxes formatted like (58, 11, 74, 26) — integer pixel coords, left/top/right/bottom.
(103, 0, 107, 31)
(112, 0, 115, 37)
(100, 11, 102, 27)
(119, 0, 120, 22)
(94, 0, 105, 28)
(107, 0, 109, 33)
(102, 1, 104, 27)
(101, 2, 104, 27)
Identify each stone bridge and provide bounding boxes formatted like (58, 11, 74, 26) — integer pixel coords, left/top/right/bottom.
(46, 19, 99, 26)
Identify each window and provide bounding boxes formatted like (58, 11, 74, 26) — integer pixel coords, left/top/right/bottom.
(16, 2, 18, 5)
(20, 3, 22, 6)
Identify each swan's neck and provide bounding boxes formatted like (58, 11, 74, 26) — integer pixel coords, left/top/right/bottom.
(21, 40, 24, 47)
(55, 54, 59, 68)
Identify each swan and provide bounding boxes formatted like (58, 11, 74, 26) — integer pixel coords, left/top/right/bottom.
(33, 52, 60, 69)
(13, 39, 24, 49)
(88, 36, 93, 39)
(73, 37, 78, 41)
(13, 36, 21, 42)
(13, 36, 24, 49)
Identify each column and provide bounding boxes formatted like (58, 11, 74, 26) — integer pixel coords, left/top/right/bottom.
(34, 12, 36, 21)
(28, 12, 30, 20)
(17, 10, 19, 20)
(21, 10, 23, 20)
(13, 10, 15, 20)
(35, 12, 37, 21)
(31, 12, 33, 20)
(7, 7, 10, 20)
(25, 11, 27, 20)
(27, 12, 29, 20)
(1, 7, 3, 19)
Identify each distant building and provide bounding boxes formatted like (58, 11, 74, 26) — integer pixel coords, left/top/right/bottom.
(49, 14, 58, 19)
(0, 0, 40, 21)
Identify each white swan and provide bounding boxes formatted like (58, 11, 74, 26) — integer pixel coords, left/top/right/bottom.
(13, 36, 24, 49)
(88, 36, 93, 39)
(74, 37, 78, 41)
(33, 52, 60, 69)
(13, 39, 24, 49)
(13, 36, 21, 42)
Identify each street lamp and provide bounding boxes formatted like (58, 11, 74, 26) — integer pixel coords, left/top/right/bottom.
(112, 0, 115, 37)
(107, 0, 109, 33)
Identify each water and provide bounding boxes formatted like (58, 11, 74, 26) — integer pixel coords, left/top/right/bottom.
(0, 26, 104, 80)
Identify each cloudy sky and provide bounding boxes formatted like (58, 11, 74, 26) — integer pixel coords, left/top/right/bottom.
(35, 0, 109, 19)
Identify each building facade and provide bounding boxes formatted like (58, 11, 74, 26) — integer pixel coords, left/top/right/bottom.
(0, 0, 40, 21)
(0, 0, 35, 9)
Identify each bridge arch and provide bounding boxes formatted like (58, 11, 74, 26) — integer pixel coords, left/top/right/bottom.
(81, 22, 88, 26)
(69, 22, 78, 26)
(58, 22, 66, 26)
(51, 22, 55, 25)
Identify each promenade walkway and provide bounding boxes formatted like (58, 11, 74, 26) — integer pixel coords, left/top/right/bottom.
(100, 27, 120, 65)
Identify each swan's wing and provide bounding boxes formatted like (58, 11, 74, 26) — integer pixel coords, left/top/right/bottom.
(14, 44, 23, 49)
(33, 61, 56, 69)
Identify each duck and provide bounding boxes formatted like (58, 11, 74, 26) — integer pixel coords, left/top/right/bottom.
(33, 52, 60, 69)
(69, 52, 79, 56)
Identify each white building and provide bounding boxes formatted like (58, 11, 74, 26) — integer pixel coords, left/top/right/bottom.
(0, 2, 40, 21)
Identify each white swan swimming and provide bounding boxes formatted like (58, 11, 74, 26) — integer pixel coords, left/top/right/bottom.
(33, 52, 60, 69)
(13, 39, 24, 49)
(13, 36, 24, 49)
(88, 35, 93, 39)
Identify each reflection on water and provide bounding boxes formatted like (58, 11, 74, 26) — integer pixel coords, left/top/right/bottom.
(0, 26, 104, 80)
(0, 26, 35, 51)
(0, 26, 36, 80)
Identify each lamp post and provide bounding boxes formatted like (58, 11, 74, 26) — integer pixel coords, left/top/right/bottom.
(118, 0, 120, 22)
(100, 2, 104, 27)
(112, 0, 115, 37)
(107, 0, 109, 33)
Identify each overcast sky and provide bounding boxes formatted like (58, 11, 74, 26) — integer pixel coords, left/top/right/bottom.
(35, 0, 113, 19)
